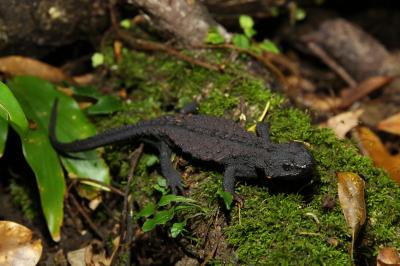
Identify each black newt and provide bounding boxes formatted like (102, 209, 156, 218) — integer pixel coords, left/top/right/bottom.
(49, 100, 314, 203)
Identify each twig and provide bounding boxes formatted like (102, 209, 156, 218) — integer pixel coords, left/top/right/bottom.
(115, 144, 144, 266)
(75, 177, 125, 196)
(69, 193, 105, 241)
(306, 41, 357, 87)
(194, 43, 289, 90)
(108, 1, 222, 72)
(117, 30, 223, 72)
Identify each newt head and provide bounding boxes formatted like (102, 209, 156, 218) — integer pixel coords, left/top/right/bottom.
(262, 142, 314, 181)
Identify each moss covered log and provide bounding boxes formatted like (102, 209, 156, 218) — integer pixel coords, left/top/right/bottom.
(97, 47, 400, 265)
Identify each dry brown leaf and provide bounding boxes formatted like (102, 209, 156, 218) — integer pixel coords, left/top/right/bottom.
(73, 73, 95, 85)
(302, 93, 341, 111)
(353, 126, 400, 184)
(322, 109, 364, 139)
(337, 172, 366, 256)
(378, 112, 400, 136)
(339, 76, 394, 109)
(0, 220, 42, 266)
(0, 56, 73, 83)
(67, 240, 113, 266)
(377, 247, 400, 266)
(114, 41, 123, 63)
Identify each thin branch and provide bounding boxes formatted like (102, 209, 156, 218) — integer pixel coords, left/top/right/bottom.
(306, 41, 357, 87)
(69, 193, 105, 241)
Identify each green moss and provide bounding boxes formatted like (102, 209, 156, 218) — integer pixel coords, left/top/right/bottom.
(98, 47, 400, 265)
(9, 179, 37, 221)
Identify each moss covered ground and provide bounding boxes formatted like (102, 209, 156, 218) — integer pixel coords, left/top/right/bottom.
(98, 47, 400, 265)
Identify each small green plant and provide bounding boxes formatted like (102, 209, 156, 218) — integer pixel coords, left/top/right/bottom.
(136, 177, 207, 238)
(91, 52, 105, 67)
(206, 15, 280, 54)
(120, 19, 131, 29)
(205, 27, 225, 45)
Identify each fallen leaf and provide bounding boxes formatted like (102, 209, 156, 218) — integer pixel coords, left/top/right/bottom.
(114, 41, 123, 63)
(337, 172, 366, 256)
(339, 76, 394, 109)
(0, 220, 42, 266)
(73, 73, 95, 85)
(377, 247, 400, 266)
(322, 109, 363, 139)
(302, 93, 341, 111)
(377, 112, 400, 136)
(67, 240, 112, 266)
(302, 76, 393, 111)
(0, 56, 73, 83)
(353, 126, 400, 184)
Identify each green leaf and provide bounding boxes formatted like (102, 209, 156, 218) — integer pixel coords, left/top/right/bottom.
(120, 19, 131, 29)
(0, 118, 8, 158)
(217, 189, 233, 210)
(145, 155, 159, 167)
(205, 28, 225, 45)
(91, 53, 105, 68)
(239, 15, 254, 31)
(232, 34, 250, 49)
(171, 220, 187, 238)
(259, 39, 280, 54)
(21, 129, 66, 241)
(157, 176, 168, 188)
(158, 194, 197, 207)
(86, 96, 123, 115)
(239, 15, 256, 38)
(296, 8, 306, 21)
(72, 86, 102, 98)
(0, 81, 28, 136)
(136, 202, 156, 219)
(244, 28, 257, 39)
(142, 208, 175, 232)
(72, 86, 123, 115)
(7, 76, 110, 240)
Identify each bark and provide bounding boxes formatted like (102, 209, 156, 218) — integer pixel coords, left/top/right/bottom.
(131, 0, 229, 46)
(0, 0, 109, 57)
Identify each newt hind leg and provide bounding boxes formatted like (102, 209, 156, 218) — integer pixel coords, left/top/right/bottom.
(158, 142, 183, 194)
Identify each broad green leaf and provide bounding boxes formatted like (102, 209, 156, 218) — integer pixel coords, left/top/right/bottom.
(217, 189, 233, 210)
(8, 76, 110, 185)
(171, 220, 186, 238)
(21, 129, 65, 241)
(72, 86, 123, 115)
(0, 81, 28, 135)
(0, 118, 8, 157)
(142, 208, 175, 232)
(157, 194, 197, 207)
(87, 95, 123, 115)
(7, 76, 110, 240)
(136, 202, 156, 219)
(232, 34, 250, 49)
(72, 86, 102, 98)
